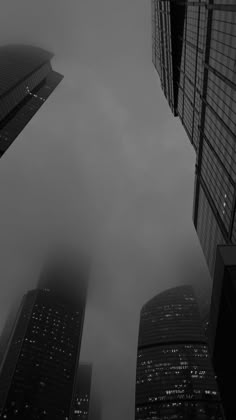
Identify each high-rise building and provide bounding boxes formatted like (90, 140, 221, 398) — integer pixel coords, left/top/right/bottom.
(88, 389, 102, 420)
(152, 1, 236, 276)
(73, 364, 92, 420)
(208, 245, 236, 420)
(0, 303, 20, 368)
(135, 285, 224, 419)
(0, 44, 63, 158)
(0, 259, 88, 419)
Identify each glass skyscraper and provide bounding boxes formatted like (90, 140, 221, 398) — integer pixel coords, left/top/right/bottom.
(208, 245, 236, 420)
(88, 389, 102, 420)
(0, 44, 63, 158)
(0, 260, 88, 419)
(73, 364, 92, 420)
(152, 0, 236, 276)
(135, 286, 224, 419)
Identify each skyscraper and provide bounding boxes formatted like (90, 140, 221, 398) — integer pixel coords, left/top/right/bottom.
(208, 245, 236, 420)
(88, 389, 102, 420)
(135, 285, 224, 419)
(73, 364, 92, 420)
(152, 1, 236, 276)
(0, 44, 63, 158)
(0, 302, 20, 368)
(0, 259, 88, 419)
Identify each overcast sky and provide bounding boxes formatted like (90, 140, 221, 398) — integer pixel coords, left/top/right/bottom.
(0, 1, 211, 419)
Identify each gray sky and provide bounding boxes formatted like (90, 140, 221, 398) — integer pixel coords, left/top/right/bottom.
(0, 1, 211, 419)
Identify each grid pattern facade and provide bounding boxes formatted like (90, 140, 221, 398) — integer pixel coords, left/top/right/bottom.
(0, 45, 63, 158)
(73, 364, 92, 419)
(195, 186, 226, 274)
(194, 2, 236, 276)
(151, 0, 175, 113)
(138, 287, 206, 347)
(152, 1, 236, 277)
(135, 286, 224, 420)
(209, 247, 236, 420)
(177, 2, 207, 150)
(0, 288, 85, 419)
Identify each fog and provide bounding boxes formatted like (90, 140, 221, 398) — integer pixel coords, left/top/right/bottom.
(0, 1, 211, 419)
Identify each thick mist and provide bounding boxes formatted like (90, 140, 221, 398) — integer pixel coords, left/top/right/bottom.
(0, 1, 211, 419)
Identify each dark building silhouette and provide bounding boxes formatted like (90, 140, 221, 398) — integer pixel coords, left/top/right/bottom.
(0, 259, 88, 419)
(208, 245, 236, 420)
(135, 285, 224, 419)
(73, 363, 92, 419)
(0, 296, 24, 369)
(88, 388, 102, 420)
(0, 44, 63, 158)
(202, 312, 210, 343)
(152, 1, 236, 276)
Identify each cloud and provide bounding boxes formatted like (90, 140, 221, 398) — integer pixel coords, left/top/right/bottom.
(0, 1, 211, 419)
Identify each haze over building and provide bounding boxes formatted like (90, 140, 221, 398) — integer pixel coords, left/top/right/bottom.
(0, 44, 63, 158)
(135, 286, 224, 419)
(0, 259, 88, 419)
(152, 0, 236, 276)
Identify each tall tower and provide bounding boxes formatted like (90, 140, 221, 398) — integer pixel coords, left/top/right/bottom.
(88, 389, 102, 420)
(0, 44, 63, 158)
(152, 1, 236, 276)
(208, 245, 236, 420)
(135, 286, 224, 419)
(73, 364, 92, 420)
(0, 259, 88, 419)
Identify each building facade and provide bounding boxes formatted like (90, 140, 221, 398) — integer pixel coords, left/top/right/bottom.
(208, 245, 236, 420)
(88, 389, 102, 420)
(73, 364, 92, 420)
(0, 44, 63, 158)
(0, 261, 87, 419)
(152, 0, 236, 276)
(135, 286, 224, 419)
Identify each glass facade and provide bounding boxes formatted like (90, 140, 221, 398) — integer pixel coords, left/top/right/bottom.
(177, 2, 207, 150)
(0, 45, 63, 158)
(151, 0, 185, 114)
(151, 0, 175, 113)
(195, 3, 236, 276)
(0, 264, 87, 419)
(209, 246, 236, 420)
(73, 364, 92, 420)
(152, 1, 236, 277)
(135, 286, 224, 420)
